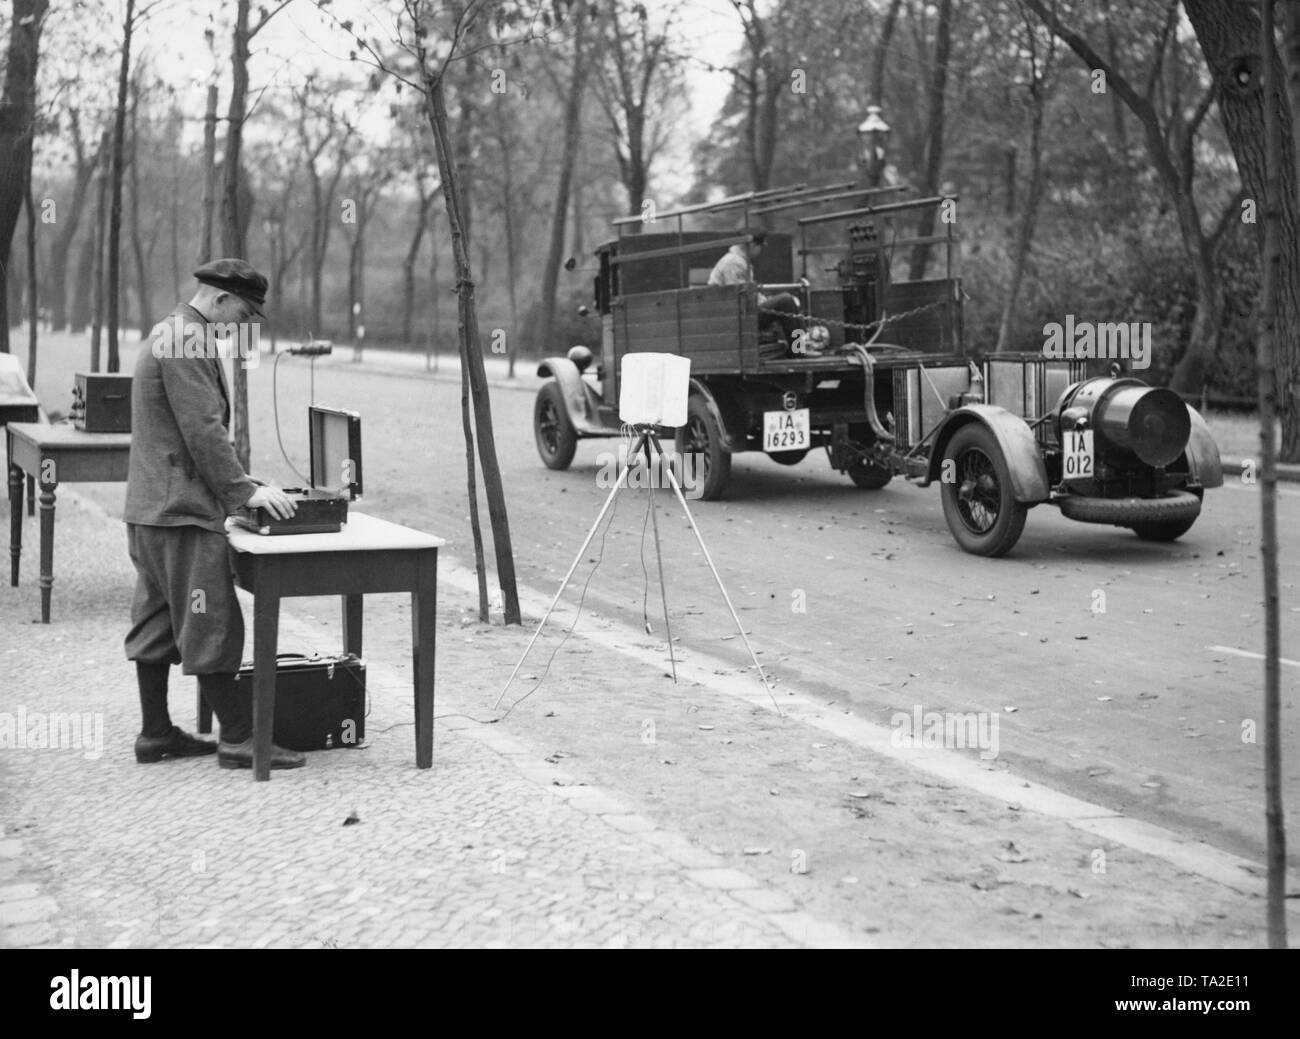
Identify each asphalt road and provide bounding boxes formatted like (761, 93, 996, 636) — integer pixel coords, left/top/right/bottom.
(32, 335, 1299, 870)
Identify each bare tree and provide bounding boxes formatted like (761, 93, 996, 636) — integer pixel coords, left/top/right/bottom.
(1255, 0, 1286, 952)
(342, 158, 393, 352)
(590, 1, 683, 221)
(295, 77, 357, 336)
(403, 159, 439, 345)
(197, 23, 220, 267)
(537, 3, 590, 353)
(325, 0, 563, 625)
(1025, 0, 1249, 395)
(88, 129, 111, 371)
(45, 107, 99, 330)
(868, 0, 904, 108)
(0, 0, 50, 356)
(731, 0, 789, 192)
(907, 0, 954, 281)
(486, 91, 522, 369)
(222, 0, 294, 470)
(995, 1, 1058, 352)
(107, 0, 151, 373)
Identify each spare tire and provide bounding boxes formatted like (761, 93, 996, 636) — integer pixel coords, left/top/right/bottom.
(1058, 489, 1201, 533)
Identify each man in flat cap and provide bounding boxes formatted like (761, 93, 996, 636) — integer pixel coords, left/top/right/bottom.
(124, 258, 305, 771)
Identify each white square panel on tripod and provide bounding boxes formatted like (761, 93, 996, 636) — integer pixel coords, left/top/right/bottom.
(619, 353, 691, 427)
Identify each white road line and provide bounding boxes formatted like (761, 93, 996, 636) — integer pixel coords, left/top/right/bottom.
(1206, 644, 1300, 668)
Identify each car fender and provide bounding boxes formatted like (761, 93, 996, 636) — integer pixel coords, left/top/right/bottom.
(1182, 405, 1224, 488)
(537, 358, 608, 436)
(685, 378, 744, 452)
(922, 405, 1050, 503)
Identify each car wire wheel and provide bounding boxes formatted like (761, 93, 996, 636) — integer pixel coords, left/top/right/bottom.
(939, 423, 1028, 556)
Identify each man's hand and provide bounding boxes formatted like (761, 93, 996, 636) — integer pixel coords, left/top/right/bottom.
(246, 484, 297, 520)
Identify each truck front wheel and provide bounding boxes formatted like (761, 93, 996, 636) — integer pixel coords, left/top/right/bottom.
(534, 382, 578, 470)
(678, 396, 731, 500)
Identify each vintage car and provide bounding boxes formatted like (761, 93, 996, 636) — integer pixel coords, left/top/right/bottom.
(533, 183, 1222, 556)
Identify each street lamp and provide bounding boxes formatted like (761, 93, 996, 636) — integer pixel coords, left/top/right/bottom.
(857, 105, 891, 189)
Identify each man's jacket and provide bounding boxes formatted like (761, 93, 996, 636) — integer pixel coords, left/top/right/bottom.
(124, 304, 256, 533)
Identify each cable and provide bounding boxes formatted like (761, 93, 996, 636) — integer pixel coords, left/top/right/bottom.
(640, 469, 653, 634)
(272, 351, 311, 486)
(494, 485, 624, 723)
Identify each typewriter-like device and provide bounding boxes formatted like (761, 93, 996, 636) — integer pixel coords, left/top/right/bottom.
(233, 405, 362, 535)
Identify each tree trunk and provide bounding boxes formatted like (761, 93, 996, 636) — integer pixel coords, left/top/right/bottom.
(402, 187, 433, 344)
(539, 5, 589, 354)
(996, 75, 1047, 353)
(421, 63, 521, 625)
(25, 141, 38, 381)
(1254, 0, 1286, 951)
(0, 0, 50, 356)
(106, 0, 136, 373)
(1182, 0, 1299, 462)
(908, 0, 953, 281)
(199, 82, 218, 267)
(428, 206, 441, 372)
(46, 110, 96, 330)
(868, 0, 903, 107)
(129, 79, 152, 337)
(72, 233, 94, 330)
(223, 0, 253, 470)
(492, 100, 521, 376)
(89, 132, 111, 373)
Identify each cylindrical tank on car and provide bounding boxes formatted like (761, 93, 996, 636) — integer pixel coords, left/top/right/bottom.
(1057, 377, 1190, 468)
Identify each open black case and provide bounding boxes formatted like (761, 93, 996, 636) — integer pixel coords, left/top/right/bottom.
(233, 405, 362, 535)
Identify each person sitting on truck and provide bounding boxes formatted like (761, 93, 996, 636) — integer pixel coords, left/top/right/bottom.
(708, 230, 803, 355)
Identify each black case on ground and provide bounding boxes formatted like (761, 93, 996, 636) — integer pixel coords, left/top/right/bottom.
(198, 653, 366, 751)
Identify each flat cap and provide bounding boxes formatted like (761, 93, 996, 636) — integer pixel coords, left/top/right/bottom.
(194, 258, 268, 316)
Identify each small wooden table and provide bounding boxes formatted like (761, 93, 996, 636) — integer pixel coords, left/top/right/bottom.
(223, 513, 446, 780)
(0, 381, 40, 519)
(6, 422, 132, 622)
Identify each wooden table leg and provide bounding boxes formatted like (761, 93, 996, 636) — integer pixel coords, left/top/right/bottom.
(411, 548, 437, 769)
(8, 462, 21, 587)
(342, 594, 363, 657)
(38, 481, 56, 624)
(252, 559, 282, 781)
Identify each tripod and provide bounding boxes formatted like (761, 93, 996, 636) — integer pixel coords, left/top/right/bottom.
(495, 425, 777, 712)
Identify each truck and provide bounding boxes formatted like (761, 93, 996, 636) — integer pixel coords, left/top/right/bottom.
(533, 182, 1222, 557)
